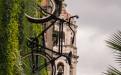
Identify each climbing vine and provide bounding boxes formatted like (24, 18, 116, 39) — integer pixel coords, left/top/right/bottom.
(0, 0, 47, 75)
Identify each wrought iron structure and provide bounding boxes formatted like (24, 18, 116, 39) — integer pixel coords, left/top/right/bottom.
(22, 0, 78, 75)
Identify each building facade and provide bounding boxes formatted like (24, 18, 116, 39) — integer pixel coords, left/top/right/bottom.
(52, 2, 78, 75)
(43, 0, 78, 75)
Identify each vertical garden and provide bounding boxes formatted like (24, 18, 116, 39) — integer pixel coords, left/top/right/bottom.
(0, 0, 47, 75)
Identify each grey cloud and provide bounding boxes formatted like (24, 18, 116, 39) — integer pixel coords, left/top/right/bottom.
(76, 27, 116, 75)
(65, 0, 121, 75)
(66, 0, 121, 31)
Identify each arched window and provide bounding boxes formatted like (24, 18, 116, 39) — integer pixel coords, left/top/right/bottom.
(57, 62, 64, 75)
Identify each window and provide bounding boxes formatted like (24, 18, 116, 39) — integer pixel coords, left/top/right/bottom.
(71, 37, 74, 45)
(53, 31, 58, 46)
(52, 31, 65, 46)
(57, 62, 64, 75)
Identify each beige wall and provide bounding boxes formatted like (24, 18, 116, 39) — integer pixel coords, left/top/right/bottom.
(44, 1, 78, 75)
(53, 20, 78, 75)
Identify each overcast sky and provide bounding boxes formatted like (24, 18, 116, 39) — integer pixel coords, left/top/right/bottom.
(65, 0, 121, 75)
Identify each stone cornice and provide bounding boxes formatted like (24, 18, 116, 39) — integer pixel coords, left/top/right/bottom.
(63, 45, 77, 49)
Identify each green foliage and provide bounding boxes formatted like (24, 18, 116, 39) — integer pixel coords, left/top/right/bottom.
(106, 31, 121, 52)
(104, 66, 121, 75)
(0, 1, 8, 74)
(105, 31, 121, 75)
(21, 0, 43, 54)
(5, 0, 22, 75)
(20, 0, 48, 75)
(106, 31, 121, 63)
(39, 57, 48, 75)
(0, 0, 48, 74)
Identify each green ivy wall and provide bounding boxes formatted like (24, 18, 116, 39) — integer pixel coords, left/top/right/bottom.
(0, 0, 47, 75)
